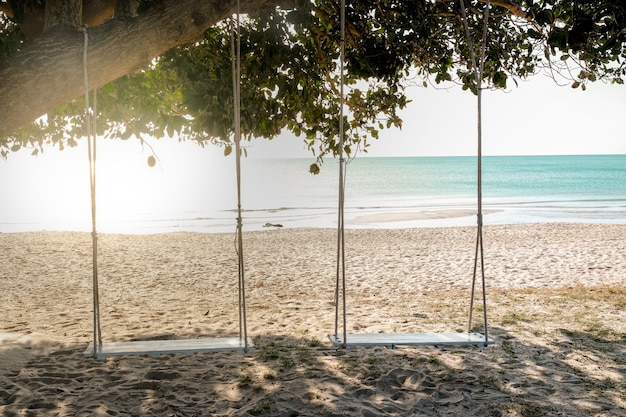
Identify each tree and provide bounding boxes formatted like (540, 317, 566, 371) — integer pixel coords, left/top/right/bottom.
(1, 0, 624, 163)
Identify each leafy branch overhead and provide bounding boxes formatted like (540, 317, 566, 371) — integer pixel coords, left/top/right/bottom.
(0, 0, 624, 162)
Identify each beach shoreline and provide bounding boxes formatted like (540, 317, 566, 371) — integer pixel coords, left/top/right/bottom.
(1, 223, 625, 416)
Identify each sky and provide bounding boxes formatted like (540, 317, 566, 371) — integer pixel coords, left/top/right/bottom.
(253, 75, 626, 158)
(1, 75, 625, 232)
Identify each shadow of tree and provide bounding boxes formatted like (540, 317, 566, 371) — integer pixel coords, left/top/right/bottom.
(1, 324, 624, 416)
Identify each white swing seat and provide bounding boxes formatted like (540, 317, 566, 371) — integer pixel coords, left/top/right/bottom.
(84, 337, 254, 360)
(328, 332, 493, 349)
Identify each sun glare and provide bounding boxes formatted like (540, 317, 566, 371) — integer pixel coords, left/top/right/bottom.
(0, 138, 237, 233)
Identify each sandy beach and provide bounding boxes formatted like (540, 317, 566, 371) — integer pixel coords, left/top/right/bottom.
(1, 223, 625, 416)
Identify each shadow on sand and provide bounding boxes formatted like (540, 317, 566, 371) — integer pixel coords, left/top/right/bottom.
(1, 324, 624, 417)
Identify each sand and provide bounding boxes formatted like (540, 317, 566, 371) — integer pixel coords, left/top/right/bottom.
(0, 223, 625, 416)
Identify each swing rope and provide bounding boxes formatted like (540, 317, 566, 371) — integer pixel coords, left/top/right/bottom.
(83, 26, 102, 354)
(334, 0, 347, 347)
(231, 1, 249, 351)
(459, 0, 491, 342)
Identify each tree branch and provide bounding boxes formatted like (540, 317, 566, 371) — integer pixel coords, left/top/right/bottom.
(481, 0, 527, 20)
(0, 0, 282, 138)
(44, 0, 83, 31)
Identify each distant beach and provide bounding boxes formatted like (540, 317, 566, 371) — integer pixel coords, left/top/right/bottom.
(1, 223, 625, 415)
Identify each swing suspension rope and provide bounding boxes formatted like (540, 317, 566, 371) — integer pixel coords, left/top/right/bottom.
(83, 14, 249, 355)
(83, 27, 102, 353)
(459, 0, 491, 341)
(334, 0, 347, 348)
(230, 1, 249, 351)
(334, 0, 491, 346)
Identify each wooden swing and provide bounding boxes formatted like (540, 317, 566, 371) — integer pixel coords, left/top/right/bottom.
(329, 0, 495, 349)
(83, 4, 252, 359)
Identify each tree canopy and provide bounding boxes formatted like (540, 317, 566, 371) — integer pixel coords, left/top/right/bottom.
(1, 0, 624, 166)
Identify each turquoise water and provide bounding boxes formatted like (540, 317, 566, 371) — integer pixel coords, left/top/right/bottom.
(343, 154, 626, 201)
(222, 154, 626, 232)
(2, 154, 625, 233)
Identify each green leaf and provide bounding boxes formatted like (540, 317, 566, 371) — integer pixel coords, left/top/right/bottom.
(309, 163, 320, 175)
(120, 129, 132, 140)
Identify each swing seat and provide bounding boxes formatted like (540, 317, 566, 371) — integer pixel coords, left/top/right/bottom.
(328, 332, 493, 349)
(84, 337, 254, 360)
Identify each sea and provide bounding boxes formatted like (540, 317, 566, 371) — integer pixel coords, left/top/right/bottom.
(2, 154, 626, 234)
(232, 154, 626, 232)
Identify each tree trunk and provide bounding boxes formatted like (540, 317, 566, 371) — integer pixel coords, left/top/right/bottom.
(0, 0, 282, 139)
